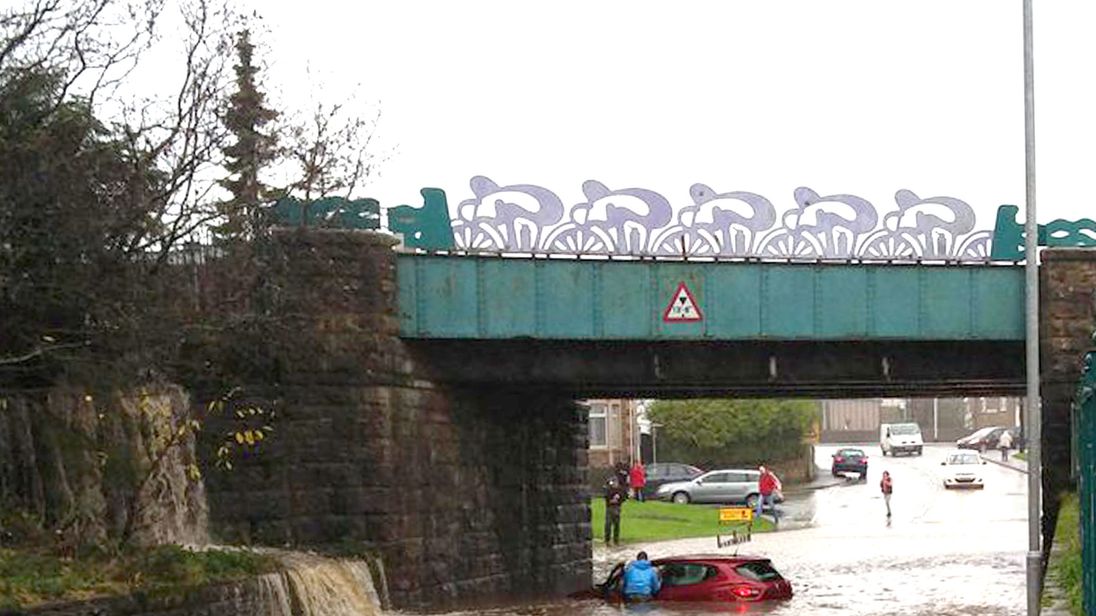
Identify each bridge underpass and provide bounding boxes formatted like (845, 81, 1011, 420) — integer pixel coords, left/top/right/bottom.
(202, 231, 1094, 610)
(409, 340, 1024, 399)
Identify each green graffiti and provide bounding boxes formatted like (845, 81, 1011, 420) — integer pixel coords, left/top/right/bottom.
(990, 204, 1096, 260)
(272, 197, 380, 229)
(387, 187, 455, 250)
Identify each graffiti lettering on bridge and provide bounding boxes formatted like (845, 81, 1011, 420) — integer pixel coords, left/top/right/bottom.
(393, 177, 997, 260)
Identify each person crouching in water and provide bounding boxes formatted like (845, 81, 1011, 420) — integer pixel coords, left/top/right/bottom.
(622, 551, 661, 602)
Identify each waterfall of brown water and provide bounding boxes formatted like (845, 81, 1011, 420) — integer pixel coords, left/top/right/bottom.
(257, 553, 383, 616)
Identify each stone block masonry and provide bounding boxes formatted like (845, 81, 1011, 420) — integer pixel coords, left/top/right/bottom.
(1040, 249, 1096, 566)
(201, 230, 591, 610)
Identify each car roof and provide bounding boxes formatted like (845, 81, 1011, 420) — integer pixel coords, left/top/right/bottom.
(702, 468, 760, 474)
(652, 554, 771, 565)
(945, 449, 982, 457)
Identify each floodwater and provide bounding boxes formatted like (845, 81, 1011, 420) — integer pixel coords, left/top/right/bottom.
(424, 444, 1029, 616)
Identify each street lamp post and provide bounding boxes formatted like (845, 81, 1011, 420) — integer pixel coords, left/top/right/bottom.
(651, 423, 663, 464)
(1022, 0, 1042, 614)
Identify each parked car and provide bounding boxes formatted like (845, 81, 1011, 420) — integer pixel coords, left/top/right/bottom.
(642, 462, 704, 498)
(940, 449, 987, 489)
(956, 426, 1008, 453)
(655, 469, 779, 507)
(581, 555, 793, 604)
(831, 447, 868, 478)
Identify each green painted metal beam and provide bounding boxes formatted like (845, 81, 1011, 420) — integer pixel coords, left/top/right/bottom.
(397, 255, 1025, 341)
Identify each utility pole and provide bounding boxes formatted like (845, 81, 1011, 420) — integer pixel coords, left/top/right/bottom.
(933, 398, 939, 441)
(1022, 0, 1042, 613)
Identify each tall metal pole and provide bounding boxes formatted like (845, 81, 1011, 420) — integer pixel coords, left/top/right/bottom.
(933, 398, 939, 441)
(1023, 0, 1042, 613)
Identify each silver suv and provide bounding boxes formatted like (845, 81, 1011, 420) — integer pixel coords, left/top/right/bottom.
(655, 469, 763, 507)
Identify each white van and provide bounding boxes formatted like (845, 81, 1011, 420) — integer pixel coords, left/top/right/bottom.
(880, 422, 924, 456)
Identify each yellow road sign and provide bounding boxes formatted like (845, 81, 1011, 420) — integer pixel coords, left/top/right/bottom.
(719, 507, 753, 523)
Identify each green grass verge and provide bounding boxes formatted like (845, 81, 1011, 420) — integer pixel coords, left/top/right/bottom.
(0, 545, 276, 610)
(1013, 452, 1028, 462)
(591, 498, 775, 545)
(1048, 492, 1082, 616)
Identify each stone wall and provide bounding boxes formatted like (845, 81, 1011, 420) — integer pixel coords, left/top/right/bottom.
(202, 230, 591, 609)
(11, 577, 277, 616)
(0, 385, 207, 547)
(1040, 249, 1096, 560)
(15, 553, 383, 616)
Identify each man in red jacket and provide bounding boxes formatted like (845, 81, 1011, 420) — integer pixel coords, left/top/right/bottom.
(757, 466, 781, 522)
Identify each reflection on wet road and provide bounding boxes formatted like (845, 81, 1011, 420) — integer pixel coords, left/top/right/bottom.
(428, 444, 1028, 616)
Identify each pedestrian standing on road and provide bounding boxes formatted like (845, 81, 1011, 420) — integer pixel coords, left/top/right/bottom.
(604, 477, 626, 545)
(880, 470, 893, 518)
(998, 429, 1013, 462)
(629, 461, 647, 502)
(757, 466, 781, 523)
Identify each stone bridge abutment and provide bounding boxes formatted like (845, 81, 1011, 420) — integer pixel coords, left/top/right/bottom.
(203, 230, 590, 610)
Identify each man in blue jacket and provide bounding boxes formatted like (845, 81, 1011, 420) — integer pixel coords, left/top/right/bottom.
(622, 551, 661, 602)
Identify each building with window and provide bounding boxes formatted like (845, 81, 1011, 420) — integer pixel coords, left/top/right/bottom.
(584, 399, 641, 469)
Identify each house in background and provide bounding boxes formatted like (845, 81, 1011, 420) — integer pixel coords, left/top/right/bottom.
(584, 399, 641, 469)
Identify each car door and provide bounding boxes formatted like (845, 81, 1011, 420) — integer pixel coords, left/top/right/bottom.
(656, 563, 722, 602)
(691, 472, 729, 503)
(724, 471, 753, 503)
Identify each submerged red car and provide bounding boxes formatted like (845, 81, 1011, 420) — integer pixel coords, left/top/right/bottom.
(579, 554, 793, 604)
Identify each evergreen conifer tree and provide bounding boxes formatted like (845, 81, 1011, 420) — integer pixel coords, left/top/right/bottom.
(219, 29, 277, 238)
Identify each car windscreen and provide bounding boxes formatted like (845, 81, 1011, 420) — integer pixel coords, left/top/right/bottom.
(838, 449, 865, 457)
(735, 561, 782, 582)
(947, 453, 981, 465)
(889, 424, 921, 435)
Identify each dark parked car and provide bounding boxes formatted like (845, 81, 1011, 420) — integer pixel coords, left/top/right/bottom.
(957, 427, 1008, 452)
(831, 447, 868, 478)
(642, 462, 703, 498)
(579, 554, 793, 604)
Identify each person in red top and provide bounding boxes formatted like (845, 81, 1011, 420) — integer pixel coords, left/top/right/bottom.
(757, 466, 781, 522)
(880, 470, 893, 518)
(629, 462, 647, 502)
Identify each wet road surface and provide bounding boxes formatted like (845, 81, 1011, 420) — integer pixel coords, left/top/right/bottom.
(429, 444, 1029, 616)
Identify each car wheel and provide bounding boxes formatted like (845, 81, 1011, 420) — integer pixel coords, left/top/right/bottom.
(745, 494, 759, 510)
(916, 447, 923, 456)
(672, 491, 690, 505)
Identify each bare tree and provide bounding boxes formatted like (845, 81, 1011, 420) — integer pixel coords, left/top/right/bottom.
(283, 86, 386, 202)
(0, 0, 240, 379)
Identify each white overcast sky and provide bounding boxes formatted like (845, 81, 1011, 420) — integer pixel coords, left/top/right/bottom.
(242, 0, 1095, 228)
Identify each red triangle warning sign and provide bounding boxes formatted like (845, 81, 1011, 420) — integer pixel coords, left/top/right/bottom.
(662, 282, 703, 322)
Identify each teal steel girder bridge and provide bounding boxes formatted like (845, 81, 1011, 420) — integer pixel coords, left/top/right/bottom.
(398, 256, 1024, 342)
(396, 255, 1026, 399)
